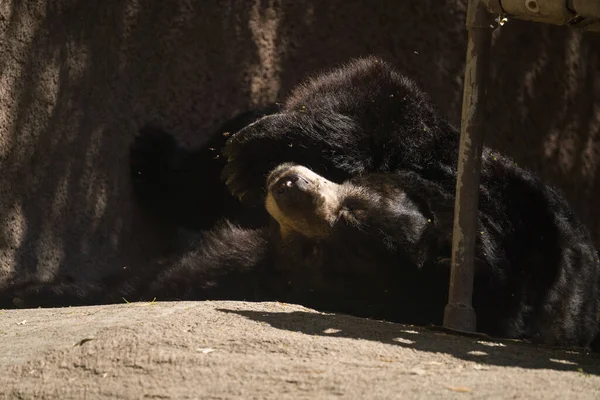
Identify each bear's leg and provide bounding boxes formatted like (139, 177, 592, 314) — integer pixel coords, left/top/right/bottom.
(525, 248, 600, 349)
(142, 224, 273, 302)
(0, 279, 114, 309)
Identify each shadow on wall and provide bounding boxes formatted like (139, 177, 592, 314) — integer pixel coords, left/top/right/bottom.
(488, 23, 600, 237)
(0, 0, 599, 283)
(0, 0, 268, 281)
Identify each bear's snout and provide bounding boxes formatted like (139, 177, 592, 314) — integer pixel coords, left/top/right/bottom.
(265, 164, 343, 239)
(270, 172, 313, 197)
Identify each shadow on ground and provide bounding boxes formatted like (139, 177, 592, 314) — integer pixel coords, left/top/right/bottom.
(220, 307, 600, 375)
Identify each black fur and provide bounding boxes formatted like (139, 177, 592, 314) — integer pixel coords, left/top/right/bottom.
(1, 57, 598, 351)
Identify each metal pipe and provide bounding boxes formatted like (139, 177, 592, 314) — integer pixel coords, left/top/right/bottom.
(443, 0, 493, 333)
(489, 0, 600, 31)
(501, 0, 576, 25)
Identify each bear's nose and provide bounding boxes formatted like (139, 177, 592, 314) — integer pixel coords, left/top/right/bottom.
(272, 174, 310, 196)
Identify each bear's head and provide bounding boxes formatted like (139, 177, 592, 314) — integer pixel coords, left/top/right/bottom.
(264, 163, 430, 253)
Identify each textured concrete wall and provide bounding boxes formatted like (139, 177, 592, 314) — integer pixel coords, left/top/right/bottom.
(1, 0, 599, 282)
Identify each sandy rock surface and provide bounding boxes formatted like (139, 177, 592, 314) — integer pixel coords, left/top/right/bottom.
(1, 300, 599, 399)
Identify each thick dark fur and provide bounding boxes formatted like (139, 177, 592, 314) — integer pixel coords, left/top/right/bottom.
(1, 57, 599, 351)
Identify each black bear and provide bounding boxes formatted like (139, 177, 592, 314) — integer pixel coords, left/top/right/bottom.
(1, 57, 598, 351)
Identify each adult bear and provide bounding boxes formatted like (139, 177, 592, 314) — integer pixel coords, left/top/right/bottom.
(1, 57, 599, 351)
(217, 56, 600, 349)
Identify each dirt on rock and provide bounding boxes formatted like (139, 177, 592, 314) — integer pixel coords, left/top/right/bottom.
(1, 300, 599, 399)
